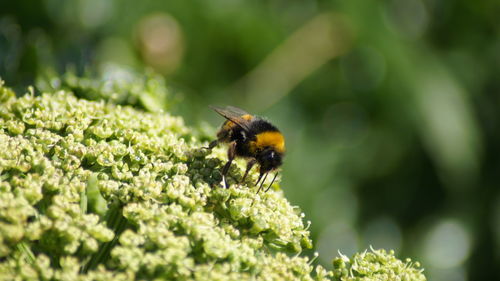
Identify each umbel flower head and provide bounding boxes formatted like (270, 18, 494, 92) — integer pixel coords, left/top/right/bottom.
(0, 74, 426, 280)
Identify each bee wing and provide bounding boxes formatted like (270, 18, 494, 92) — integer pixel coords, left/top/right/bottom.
(210, 105, 252, 131)
(223, 105, 250, 116)
(211, 105, 249, 116)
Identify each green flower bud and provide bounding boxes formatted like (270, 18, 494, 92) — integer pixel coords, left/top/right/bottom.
(6, 120, 25, 135)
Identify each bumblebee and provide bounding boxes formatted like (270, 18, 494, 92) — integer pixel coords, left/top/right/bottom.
(208, 105, 285, 192)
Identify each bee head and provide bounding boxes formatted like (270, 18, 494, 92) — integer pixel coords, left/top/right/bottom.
(257, 148, 283, 173)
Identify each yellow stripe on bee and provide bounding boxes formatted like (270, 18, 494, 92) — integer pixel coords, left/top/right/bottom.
(253, 131, 285, 153)
(222, 114, 253, 130)
(222, 121, 233, 130)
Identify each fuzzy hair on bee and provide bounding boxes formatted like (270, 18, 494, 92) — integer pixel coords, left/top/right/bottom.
(207, 105, 285, 192)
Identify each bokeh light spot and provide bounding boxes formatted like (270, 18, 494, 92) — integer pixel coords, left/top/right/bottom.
(78, 0, 114, 29)
(426, 266, 467, 281)
(423, 219, 471, 268)
(135, 13, 184, 74)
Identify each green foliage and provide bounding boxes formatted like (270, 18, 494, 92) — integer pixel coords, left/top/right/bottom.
(0, 78, 425, 280)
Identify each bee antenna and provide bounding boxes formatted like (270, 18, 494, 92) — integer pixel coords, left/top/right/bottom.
(256, 173, 268, 194)
(265, 173, 279, 192)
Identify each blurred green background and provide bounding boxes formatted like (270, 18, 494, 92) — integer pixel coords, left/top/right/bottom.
(1, 0, 499, 280)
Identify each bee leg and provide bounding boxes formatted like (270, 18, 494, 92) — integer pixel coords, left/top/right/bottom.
(221, 141, 237, 188)
(221, 163, 231, 188)
(202, 140, 218, 150)
(264, 173, 279, 192)
(251, 172, 269, 206)
(255, 172, 264, 186)
(256, 172, 268, 194)
(240, 159, 256, 185)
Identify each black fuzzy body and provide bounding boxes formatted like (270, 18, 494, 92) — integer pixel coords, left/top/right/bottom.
(218, 118, 280, 158)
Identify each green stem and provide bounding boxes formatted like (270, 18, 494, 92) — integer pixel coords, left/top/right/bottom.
(82, 200, 127, 273)
(17, 242, 36, 265)
(80, 189, 88, 214)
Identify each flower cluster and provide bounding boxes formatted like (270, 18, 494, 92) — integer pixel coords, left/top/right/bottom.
(0, 77, 426, 280)
(332, 248, 426, 281)
(36, 65, 173, 112)
(0, 79, 329, 280)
